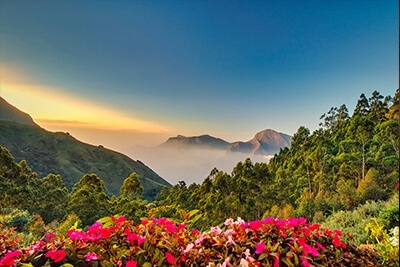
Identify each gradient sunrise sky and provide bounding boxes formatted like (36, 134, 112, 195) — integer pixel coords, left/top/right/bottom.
(0, 0, 398, 149)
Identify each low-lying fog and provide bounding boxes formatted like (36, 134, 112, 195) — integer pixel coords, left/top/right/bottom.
(124, 146, 273, 185)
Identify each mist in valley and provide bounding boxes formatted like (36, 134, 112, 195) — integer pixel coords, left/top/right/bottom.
(124, 146, 273, 185)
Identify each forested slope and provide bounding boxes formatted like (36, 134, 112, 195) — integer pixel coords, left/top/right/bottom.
(151, 89, 399, 228)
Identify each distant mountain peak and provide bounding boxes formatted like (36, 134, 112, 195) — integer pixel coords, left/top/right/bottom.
(0, 97, 37, 126)
(161, 134, 230, 150)
(161, 129, 292, 156)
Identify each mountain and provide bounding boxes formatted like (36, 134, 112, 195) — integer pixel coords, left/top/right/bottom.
(0, 97, 37, 126)
(0, 97, 171, 200)
(228, 129, 292, 155)
(160, 134, 230, 150)
(161, 129, 292, 156)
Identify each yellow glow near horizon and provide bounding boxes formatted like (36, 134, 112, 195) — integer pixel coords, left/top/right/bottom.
(1, 82, 171, 133)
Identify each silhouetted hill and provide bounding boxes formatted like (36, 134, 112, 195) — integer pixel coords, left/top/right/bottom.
(0, 98, 171, 200)
(160, 134, 230, 150)
(0, 97, 37, 126)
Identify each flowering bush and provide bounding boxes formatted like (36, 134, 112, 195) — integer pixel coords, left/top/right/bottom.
(365, 219, 399, 266)
(1, 216, 378, 267)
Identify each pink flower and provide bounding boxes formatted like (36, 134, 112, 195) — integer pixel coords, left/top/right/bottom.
(240, 258, 249, 267)
(301, 257, 310, 267)
(184, 243, 194, 253)
(211, 226, 222, 235)
(222, 257, 230, 267)
(126, 260, 137, 267)
(0, 250, 22, 266)
(86, 252, 99, 261)
(45, 233, 56, 240)
(227, 235, 236, 245)
(255, 243, 266, 254)
(138, 236, 146, 246)
(316, 242, 325, 250)
(224, 218, 234, 226)
(332, 234, 347, 248)
(46, 250, 66, 263)
(274, 252, 280, 267)
(166, 252, 175, 264)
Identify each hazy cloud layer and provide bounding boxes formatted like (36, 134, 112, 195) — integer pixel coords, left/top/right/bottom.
(125, 146, 272, 185)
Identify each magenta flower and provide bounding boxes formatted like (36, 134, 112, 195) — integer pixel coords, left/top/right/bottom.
(45, 250, 66, 263)
(86, 252, 99, 261)
(126, 260, 137, 267)
(166, 252, 175, 264)
(0, 250, 22, 266)
(255, 242, 266, 254)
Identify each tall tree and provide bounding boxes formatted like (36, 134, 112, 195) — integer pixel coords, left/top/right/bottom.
(67, 174, 111, 226)
(120, 172, 143, 200)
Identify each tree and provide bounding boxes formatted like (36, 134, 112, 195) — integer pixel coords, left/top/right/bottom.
(352, 93, 370, 117)
(120, 172, 143, 200)
(347, 115, 374, 181)
(67, 174, 111, 226)
(368, 90, 388, 123)
(155, 186, 170, 202)
(33, 174, 69, 224)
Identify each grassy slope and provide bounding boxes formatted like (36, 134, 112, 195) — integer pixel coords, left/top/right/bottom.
(0, 119, 171, 200)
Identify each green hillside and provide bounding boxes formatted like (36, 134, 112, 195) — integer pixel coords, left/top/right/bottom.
(0, 119, 171, 200)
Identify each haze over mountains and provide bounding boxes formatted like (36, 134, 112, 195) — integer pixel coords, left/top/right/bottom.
(127, 130, 292, 185)
(161, 130, 292, 156)
(0, 96, 293, 186)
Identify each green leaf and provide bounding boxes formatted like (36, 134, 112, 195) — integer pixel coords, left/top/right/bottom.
(189, 214, 203, 225)
(97, 216, 112, 224)
(140, 217, 150, 222)
(259, 252, 268, 260)
(135, 249, 147, 255)
(281, 257, 295, 267)
(180, 209, 187, 220)
(61, 264, 74, 267)
(142, 262, 153, 267)
(20, 264, 34, 267)
(187, 209, 200, 218)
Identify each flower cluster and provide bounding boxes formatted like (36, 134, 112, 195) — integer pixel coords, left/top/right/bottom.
(1, 216, 377, 266)
(389, 227, 399, 247)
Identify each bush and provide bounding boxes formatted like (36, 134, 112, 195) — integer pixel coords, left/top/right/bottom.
(365, 219, 399, 266)
(321, 195, 399, 245)
(1, 216, 378, 267)
(0, 207, 30, 232)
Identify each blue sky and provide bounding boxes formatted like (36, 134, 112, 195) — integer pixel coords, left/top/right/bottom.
(0, 0, 398, 146)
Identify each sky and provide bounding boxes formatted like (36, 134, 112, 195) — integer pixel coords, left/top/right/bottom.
(0, 0, 398, 183)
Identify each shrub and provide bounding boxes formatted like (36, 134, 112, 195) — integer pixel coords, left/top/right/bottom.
(365, 219, 399, 266)
(1, 216, 378, 267)
(321, 195, 399, 245)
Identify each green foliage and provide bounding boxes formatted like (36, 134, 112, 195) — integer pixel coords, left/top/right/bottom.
(0, 119, 171, 200)
(57, 212, 82, 237)
(366, 219, 399, 266)
(0, 207, 30, 232)
(67, 174, 111, 227)
(120, 172, 143, 200)
(321, 194, 399, 245)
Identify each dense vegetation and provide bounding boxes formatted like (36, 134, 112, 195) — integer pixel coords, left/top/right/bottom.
(0, 89, 398, 266)
(0, 119, 170, 200)
(150, 90, 399, 231)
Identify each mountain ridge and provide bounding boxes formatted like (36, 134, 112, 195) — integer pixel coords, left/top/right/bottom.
(161, 129, 292, 156)
(0, 97, 171, 200)
(0, 97, 38, 126)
